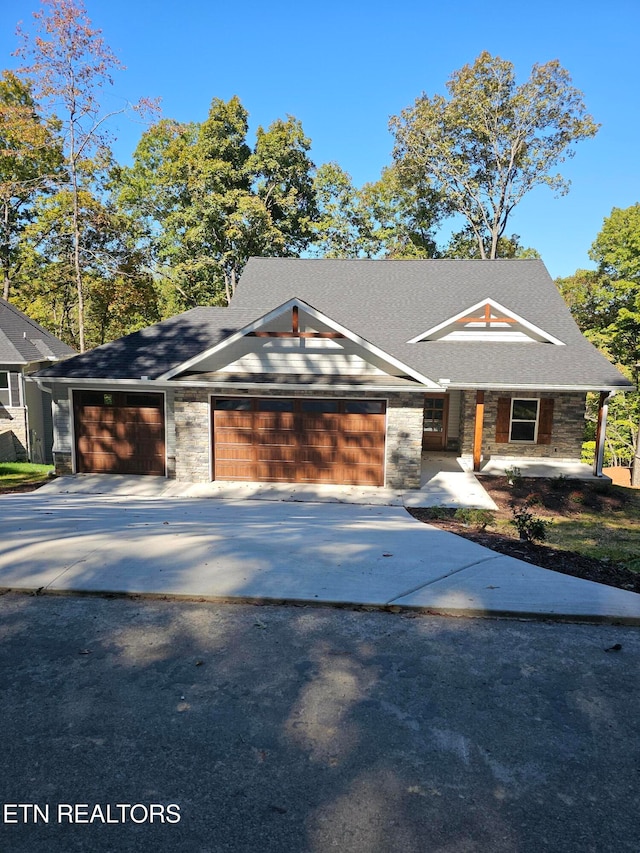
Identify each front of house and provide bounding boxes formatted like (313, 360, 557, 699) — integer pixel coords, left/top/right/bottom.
(36, 259, 633, 488)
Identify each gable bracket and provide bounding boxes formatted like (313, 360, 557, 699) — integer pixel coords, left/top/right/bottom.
(456, 304, 517, 325)
(246, 306, 345, 339)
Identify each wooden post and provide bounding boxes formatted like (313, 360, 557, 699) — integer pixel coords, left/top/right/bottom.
(473, 390, 485, 472)
(593, 391, 610, 477)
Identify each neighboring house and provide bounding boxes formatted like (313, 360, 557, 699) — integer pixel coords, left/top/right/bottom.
(35, 259, 633, 488)
(0, 299, 75, 464)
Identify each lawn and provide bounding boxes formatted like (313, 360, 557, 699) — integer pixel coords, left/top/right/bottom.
(482, 477, 640, 572)
(409, 476, 640, 593)
(0, 462, 54, 493)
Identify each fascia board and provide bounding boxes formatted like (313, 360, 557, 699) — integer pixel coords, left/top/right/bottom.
(173, 381, 430, 393)
(407, 298, 566, 346)
(444, 381, 633, 392)
(159, 298, 442, 388)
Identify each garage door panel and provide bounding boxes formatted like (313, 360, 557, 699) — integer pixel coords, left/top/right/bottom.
(213, 398, 386, 487)
(254, 430, 297, 446)
(256, 446, 297, 462)
(256, 462, 297, 481)
(74, 391, 166, 476)
(215, 462, 255, 480)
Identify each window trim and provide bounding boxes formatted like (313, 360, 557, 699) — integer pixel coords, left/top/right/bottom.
(509, 398, 539, 443)
(0, 371, 15, 407)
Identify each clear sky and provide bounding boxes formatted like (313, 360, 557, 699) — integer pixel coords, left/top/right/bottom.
(1, 0, 639, 279)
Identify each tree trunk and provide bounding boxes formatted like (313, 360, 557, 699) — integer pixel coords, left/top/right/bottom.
(71, 173, 85, 353)
(632, 423, 640, 488)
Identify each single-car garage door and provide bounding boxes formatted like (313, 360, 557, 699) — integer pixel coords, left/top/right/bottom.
(74, 390, 166, 475)
(213, 397, 386, 486)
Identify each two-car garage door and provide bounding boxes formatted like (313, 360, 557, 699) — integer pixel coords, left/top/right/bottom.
(213, 397, 386, 486)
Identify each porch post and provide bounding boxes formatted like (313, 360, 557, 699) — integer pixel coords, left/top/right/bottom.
(473, 390, 485, 472)
(594, 391, 613, 477)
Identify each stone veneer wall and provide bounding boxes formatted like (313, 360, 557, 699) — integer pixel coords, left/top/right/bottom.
(385, 393, 424, 488)
(0, 407, 28, 460)
(173, 387, 425, 488)
(459, 390, 587, 460)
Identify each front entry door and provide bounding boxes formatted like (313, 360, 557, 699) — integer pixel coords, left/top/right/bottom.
(422, 395, 449, 451)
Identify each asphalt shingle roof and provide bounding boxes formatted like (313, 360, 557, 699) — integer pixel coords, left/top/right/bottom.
(0, 299, 75, 365)
(36, 258, 633, 389)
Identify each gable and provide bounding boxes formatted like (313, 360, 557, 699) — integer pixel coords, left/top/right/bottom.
(163, 298, 441, 387)
(407, 299, 565, 345)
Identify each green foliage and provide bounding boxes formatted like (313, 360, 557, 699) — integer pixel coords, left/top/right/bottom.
(118, 98, 317, 312)
(443, 230, 540, 260)
(454, 508, 495, 530)
(509, 500, 551, 542)
(0, 71, 63, 301)
(391, 51, 598, 259)
(504, 465, 523, 487)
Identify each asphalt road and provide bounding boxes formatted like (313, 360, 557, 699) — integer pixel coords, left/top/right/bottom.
(0, 593, 639, 853)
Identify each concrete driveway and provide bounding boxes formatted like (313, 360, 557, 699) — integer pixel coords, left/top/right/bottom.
(1, 491, 639, 622)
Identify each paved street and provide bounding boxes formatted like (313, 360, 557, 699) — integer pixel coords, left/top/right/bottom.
(1, 594, 639, 852)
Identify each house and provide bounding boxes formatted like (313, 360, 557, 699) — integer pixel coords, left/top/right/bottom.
(35, 258, 633, 488)
(0, 298, 75, 464)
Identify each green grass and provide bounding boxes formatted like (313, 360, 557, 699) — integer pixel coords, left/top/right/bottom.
(0, 462, 54, 491)
(493, 497, 640, 572)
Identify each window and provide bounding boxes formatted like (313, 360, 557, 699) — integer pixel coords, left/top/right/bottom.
(301, 400, 339, 413)
(215, 398, 251, 410)
(344, 401, 385, 414)
(510, 399, 539, 442)
(0, 372, 9, 407)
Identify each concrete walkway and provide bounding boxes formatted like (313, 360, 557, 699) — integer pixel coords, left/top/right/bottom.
(1, 488, 639, 623)
(36, 466, 498, 509)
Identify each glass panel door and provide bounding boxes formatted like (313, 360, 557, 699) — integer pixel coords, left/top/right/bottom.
(422, 396, 448, 450)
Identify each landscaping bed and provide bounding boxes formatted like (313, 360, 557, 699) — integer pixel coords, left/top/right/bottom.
(408, 476, 640, 594)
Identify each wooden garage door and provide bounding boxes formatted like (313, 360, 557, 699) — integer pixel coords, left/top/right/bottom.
(74, 390, 166, 475)
(213, 398, 386, 486)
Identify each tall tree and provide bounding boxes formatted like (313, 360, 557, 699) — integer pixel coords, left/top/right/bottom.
(119, 97, 317, 311)
(311, 163, 442, 259)
(15, 0, 156, 350)
(391, 51, 599, 259)
(557, 203, 640, 483)
(0, 70, 62, 301)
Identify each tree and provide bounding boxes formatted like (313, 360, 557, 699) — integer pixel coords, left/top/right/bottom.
(0, 70, 63, 301)
(557, 204, 640, 483)
(390, 51, 599, 259)
(15, 0, 156, 350)
(443, 229, 540, 260)
(311, 163, 442, 259)
(16, 178, 159, 349)
(119, 97, 317, 311)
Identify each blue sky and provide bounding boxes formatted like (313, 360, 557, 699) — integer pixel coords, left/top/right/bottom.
(1, 0, 639, 278)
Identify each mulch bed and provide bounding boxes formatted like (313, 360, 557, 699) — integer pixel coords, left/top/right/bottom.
(408, 476, 640, 595)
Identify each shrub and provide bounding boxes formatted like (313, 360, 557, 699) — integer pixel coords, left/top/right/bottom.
(454, 508, 495, 530)
(504, 465, 522, 487)
(509, 500, 551, 542)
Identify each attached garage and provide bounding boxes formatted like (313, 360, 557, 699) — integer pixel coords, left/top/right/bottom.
(73, 390, 166, 475)
(212, 397, 386, 486)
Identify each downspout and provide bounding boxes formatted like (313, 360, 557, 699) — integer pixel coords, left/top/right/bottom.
(594, 391, 615, 477)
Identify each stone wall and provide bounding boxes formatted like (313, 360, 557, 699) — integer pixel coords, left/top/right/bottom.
(53, 450, 73, 475)
(385, 393, 424, 489)
(0, 407, 28, 460)
(173, 387, 426, 488)
(174, 389, 210, 482)
(459, 390, 587, 461)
